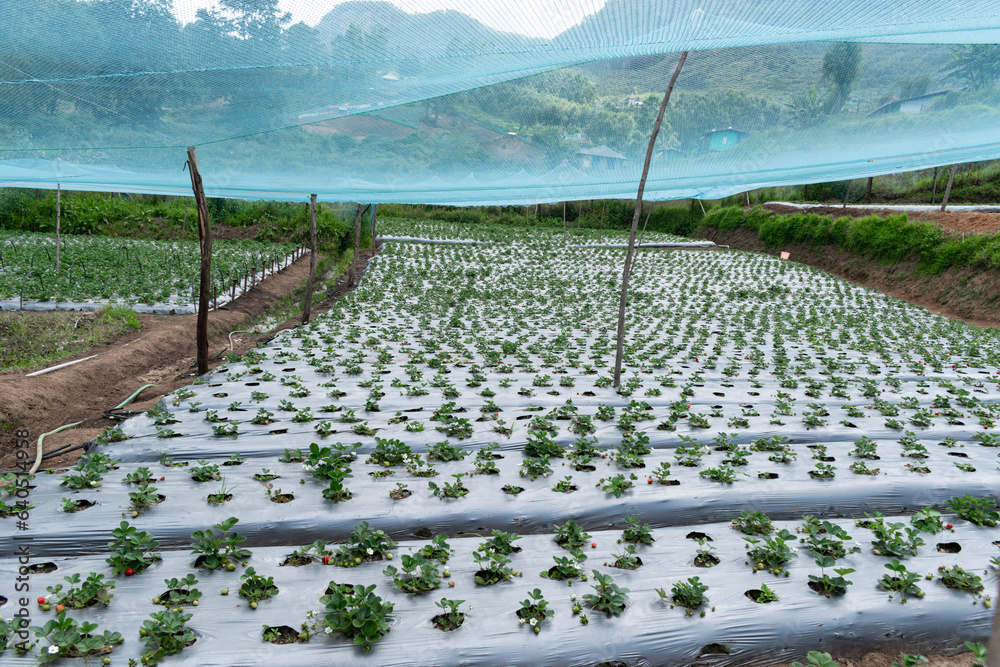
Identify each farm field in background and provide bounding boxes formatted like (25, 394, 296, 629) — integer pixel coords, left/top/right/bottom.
(2, 218, 997, 665)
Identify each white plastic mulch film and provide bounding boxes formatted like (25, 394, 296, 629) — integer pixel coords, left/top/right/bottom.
(3, 223, 999, 665)
(3, 1, 1000, 204)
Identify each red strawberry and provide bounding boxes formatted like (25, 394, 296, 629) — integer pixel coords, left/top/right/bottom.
(37, 597, 46, 605)
(125, 568, 134, 576)
(591, 542, 597, 548)
(946, 523, 954, 530)
(322, 556, 331, 565)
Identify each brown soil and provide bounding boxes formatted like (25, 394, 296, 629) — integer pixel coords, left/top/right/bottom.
(764, 203, 1000, 235)
(704, 209, 1000, 328)
(0, 248, 377, 472)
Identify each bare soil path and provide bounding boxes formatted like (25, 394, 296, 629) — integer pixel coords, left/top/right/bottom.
(0, 248, 376, 471)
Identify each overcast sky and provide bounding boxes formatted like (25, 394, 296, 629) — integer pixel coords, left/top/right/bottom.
(172, 0, 606, 39)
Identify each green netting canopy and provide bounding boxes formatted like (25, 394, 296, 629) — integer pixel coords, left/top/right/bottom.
(3, 0, 1000, 204)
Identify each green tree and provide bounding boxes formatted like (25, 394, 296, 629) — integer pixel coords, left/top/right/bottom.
(942, 45, 1000, 90)
(785, 85, 825, 129)
(820, 42, 863, 114)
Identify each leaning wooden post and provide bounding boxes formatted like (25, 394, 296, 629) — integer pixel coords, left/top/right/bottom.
(185, 146, 212, 376)
(349, 203, 364, 287)
(301, 194, 318, 324)
(613, 50, 688, 388)
(940, 164, 958, 212)
(371, 203, 379, 253)
(866, 176, 874, 203)
(930, 167, 939, 204)
(842, 180, 852, 208)
(55, 184, 61, 276)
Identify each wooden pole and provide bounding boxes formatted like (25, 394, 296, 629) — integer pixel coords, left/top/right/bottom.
(614, 50, 688, 388)
(842, 180, 851, 208)
(562, 201, 567, 240)
(866, 176, 874, 203)
(940, 164, 958, 212)
(186, 146, 212, 376)
(301, 194, 318, 324)
(371, 203, 378, 252)
(987, 581, 1000, 667)
(55, 184, 61, 276)
(930, 167, 939, 204)
(183, 201, 189, 239)
(349, 203, 364, 287)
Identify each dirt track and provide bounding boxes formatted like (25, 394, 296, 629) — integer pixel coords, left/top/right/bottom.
(764, 203, 1000, 234)
(0, 249, 375, 471)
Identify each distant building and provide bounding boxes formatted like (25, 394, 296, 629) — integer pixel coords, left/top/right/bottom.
(577, 145, 628, 169)
(697, 128, 749, 152)
(867, 91, 949, 117)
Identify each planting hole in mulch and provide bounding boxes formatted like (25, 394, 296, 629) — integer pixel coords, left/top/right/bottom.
(254, 473, 279, 482)
(758, 472, 779, 479)
(212, 392, 228, 398)
(282, 368, 295, 372)
(575, 464, 596, 472)
(222, 459, 244, 466)
(686, 532, 712, 541)
(502, 485, 524, 495)
(948, 452, 970, 458)
(936, 542, 961, 553)
(269, 493, 294, 503)
(207, 493, 233, 504)
(745, 590, 774, 603)
(244, 382, 259, 386)
(516, 415, 531, 420)
(713, 392, 725, 397)
(474, 569, 507, 585)
(659, 479, 681, 485)
(583, 391, 596, 396)
(268, 429, 288, 435)
(27, 562, 58, 574)
(432, 612, 466, 631)
(281, 555, 313, 567)
(700, 643, 731, 656)
(611, 557, 643, 570)
(389, 488, 412, 500)
(413, 528, 433, 539)
(153, 589, 195, 605)
(64, 499, 96, 513)
(694, 553, 720, 567)
(263, 625, 304, 644)
(0, 595, 7, 606)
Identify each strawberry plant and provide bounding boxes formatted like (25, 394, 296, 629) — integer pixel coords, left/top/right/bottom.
(808, 556, 855, 597)
(106, 521, 161, 575)
(239, 567, 279, 607)
(870, 522, 925, 558)
(937, 565, 984, 596)
(517, 589, 553, 633)
(189, 516, 252, 570)
(519, 456, 553, 480)
(189, 460, 220, 482)
(29, 612, 123, 664)
(383, 553, 441, 593)
(792, 652, 840, 667)
(540, 548, 587, 582)
(878, 559, 925, 601)
(311, 583, 394, 651)
(428, 473, 469, 499)
(621, 514, 654, 544)
(658, 576, 709, 616)
(45, 572, 115, 609)
(153, 575, 202, 607)
(946, 494, 999, 526)
(333, 521, 397, 567)
(584, 570, 629, 616)
(732, 510, 773, 535)
(418, 534, 454, 563)
(138, 609, 196, 665)
(554, 521, 590, 549)
(610, 544, 642, 569)
(432, 598, 469, 631)
(599, 473, 637, 497)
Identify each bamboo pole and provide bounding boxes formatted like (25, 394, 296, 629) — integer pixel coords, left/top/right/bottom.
(349, 203, 364, 287)
(613, 51, 688, 388)
(940, 164, 958, 212)
(930, 167, 939, 204)
(301, 194, 318, 324)
(185, 147, 212, 376)
(55, 184, 61, 276)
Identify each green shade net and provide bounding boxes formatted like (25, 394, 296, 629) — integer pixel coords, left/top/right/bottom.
(2, 0, 1000, 204)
